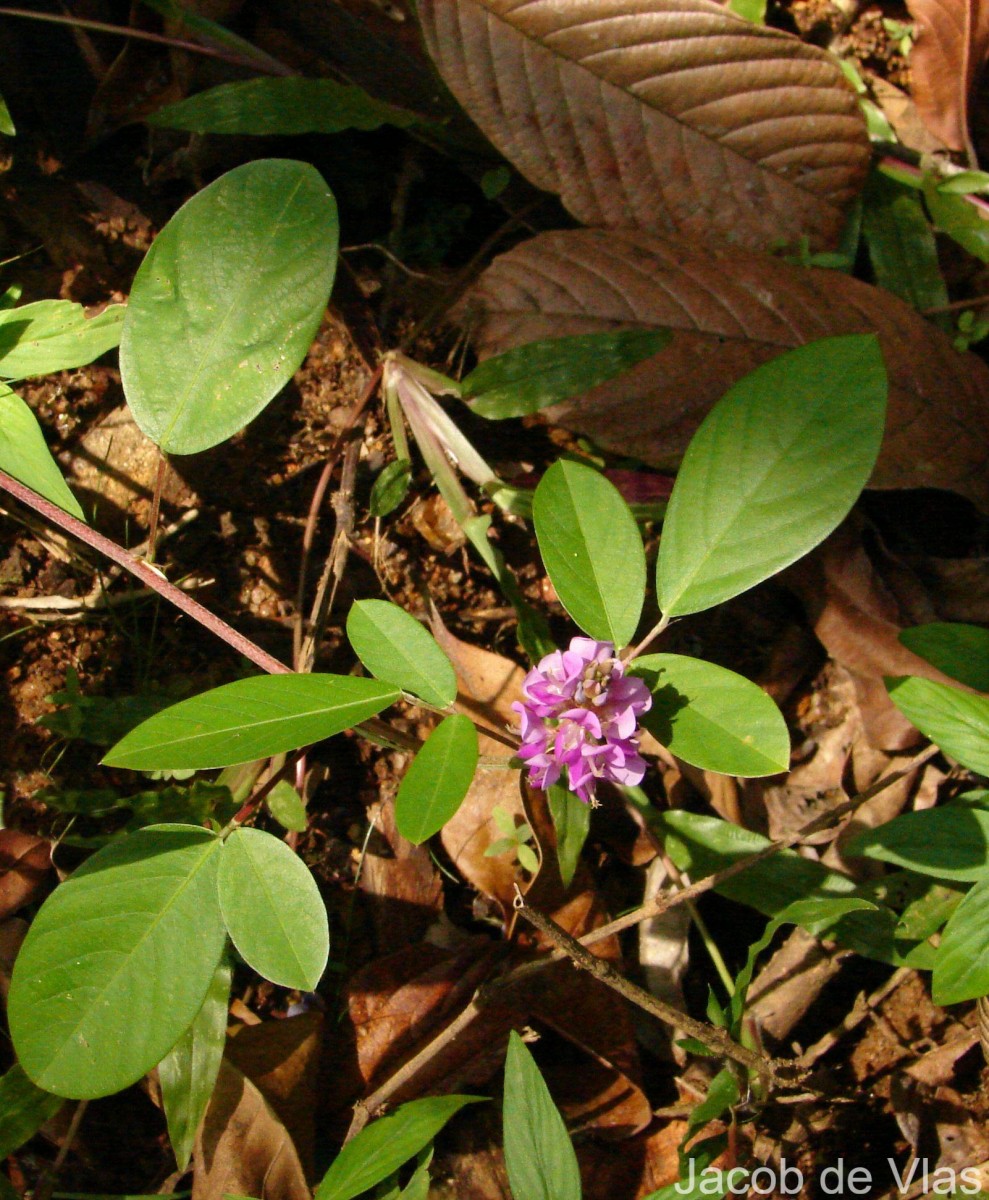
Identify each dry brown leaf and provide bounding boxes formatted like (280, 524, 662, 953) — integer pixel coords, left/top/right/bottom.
(786, 525, 972, 748)
(905, 0, 989, 155)
(193, 1058, 309, 1200)
(463, 227, 989, 512)
(360, 797, 443, 951)
(419, 0, 869, 251)
(225, 1013, 323, 1178)
(0, 830, 52, 920)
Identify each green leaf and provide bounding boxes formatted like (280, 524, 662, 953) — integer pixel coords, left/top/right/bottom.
(148, 76, 415, 136)
(102, 674, 399, 771)
(370, 458, 412, 518)
(632, 654, 790, 777)
(266, 780, 308, 832)
(862, 174, 949, 317)
(0, 386, 85, 519)
(159, 955, 232, 1171)
(924, 177, 989, 262)
(8, 825, 226, 1098)
(932, 873, 989, 1003)
(0, 301, 124, 380)
(547, 783, 590, 890)
(683, 1067, 739, 1149)
(899, 622, 989, 691)
(656, 335, 887, 617)
(394, 715, 478, 844)
(315, 1095, 485, 1200)
(503, 1032, 581, 1200)
(218, 828, 329, 989)
(533, 459, 645, 646)
(347, 600, 457, 708)
(0, 1064, 63, 1158)
(848, 806, 989, 881)
(657, 810, 929, 967)
(463, 330, 671, 419)
(887, 676, 989, 776)
(120, 159, 338, 454)
(729, 897, 874, 1030)
(726, 0, 766, 21)
(0, 92, 14, 136)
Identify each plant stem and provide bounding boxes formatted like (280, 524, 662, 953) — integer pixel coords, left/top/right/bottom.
(512, 887, 780, 1084)
(622, 612, 670, 661)
(0, 5, 287, 73)
(146, 452, 167, 565)
(0, 467, 290, 675)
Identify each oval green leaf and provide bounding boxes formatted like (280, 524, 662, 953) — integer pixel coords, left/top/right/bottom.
(503, 1031, 581, 1200)
(347, 599, 457, 708)
(0, 301, 124, 381)
(0, 385, 85, 519)
(464, 329, 671, 419)
(315, 1094, 485, 1200)
(657, 335, 887, 617)
(899, 622, 989, 692)
(395, 714, 478, 844)
(120, 159, 338, 454)
(887, 676, 989, 777)
(932, 873, 989, 1004)
(149, 76, 415, 136)
(533, 459, 645, 646)
(218, 828, 329, 989)
(632, 654, 789, 777)
(8, 825, 225, 1098)
(848, 805, 989, 881)
(102, 674, 399, 771)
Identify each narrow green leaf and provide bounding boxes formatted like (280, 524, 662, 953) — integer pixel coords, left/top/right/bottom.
(658, 810, 930, 968)
(683, 1068, 739, 1149)
(862, 175, 949, 316)
(503, 1032, 582, 1200)
(924, 178, 989, 262)
(395, 715, 478, 844)
(657, 335, 887, 617)
(899, 622, 989, 691)
(533, 460, 645, 646)
(0, 386, 85, 519)
(729, 898, 874, 1030)
(159, 955, 232, 1171)
(632, 654, 789, 777)
(547, 783, 590, 890)
(887, 676, 989, 776)
(726, 0, 766, 21)
(149, 76, 415, 136)
(120, 159, 338, 454)
(8, 826, 226, 1098)
(370, 459, 412, 517)
(266, 780, 308, 832)
(347, 600, 457, 708)
(102, 674, 399, 771)
(0, 1064, 63, 1158)
(0, 301, 124, 380)
(315, 1095, 485, 1200)
(932, 873, 989, 1003)
(463, 330, 671, 419)
(218, 828, 329, 989)
(848, 806, 989, 880)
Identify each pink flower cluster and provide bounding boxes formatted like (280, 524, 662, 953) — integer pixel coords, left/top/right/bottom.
(512, 637, 652, 804)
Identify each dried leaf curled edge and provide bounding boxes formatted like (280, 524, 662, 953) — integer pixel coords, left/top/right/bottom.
(462, 227, 989, 513)
(419, 0, 870, 251)
(905, 0, 989, 156)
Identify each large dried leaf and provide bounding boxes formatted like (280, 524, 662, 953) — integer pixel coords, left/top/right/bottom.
(193, 1058, 309, 1200)
(0, 831, 52, 919)
(463, 227, 989, 512)
(418, 0, 870, 251)
(904, 0, 989, 154)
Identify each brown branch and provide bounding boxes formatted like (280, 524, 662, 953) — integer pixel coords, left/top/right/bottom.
(512, 886, 782, 1086)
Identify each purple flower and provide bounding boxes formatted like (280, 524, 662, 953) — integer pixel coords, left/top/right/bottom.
(512, 637, 651, 804)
